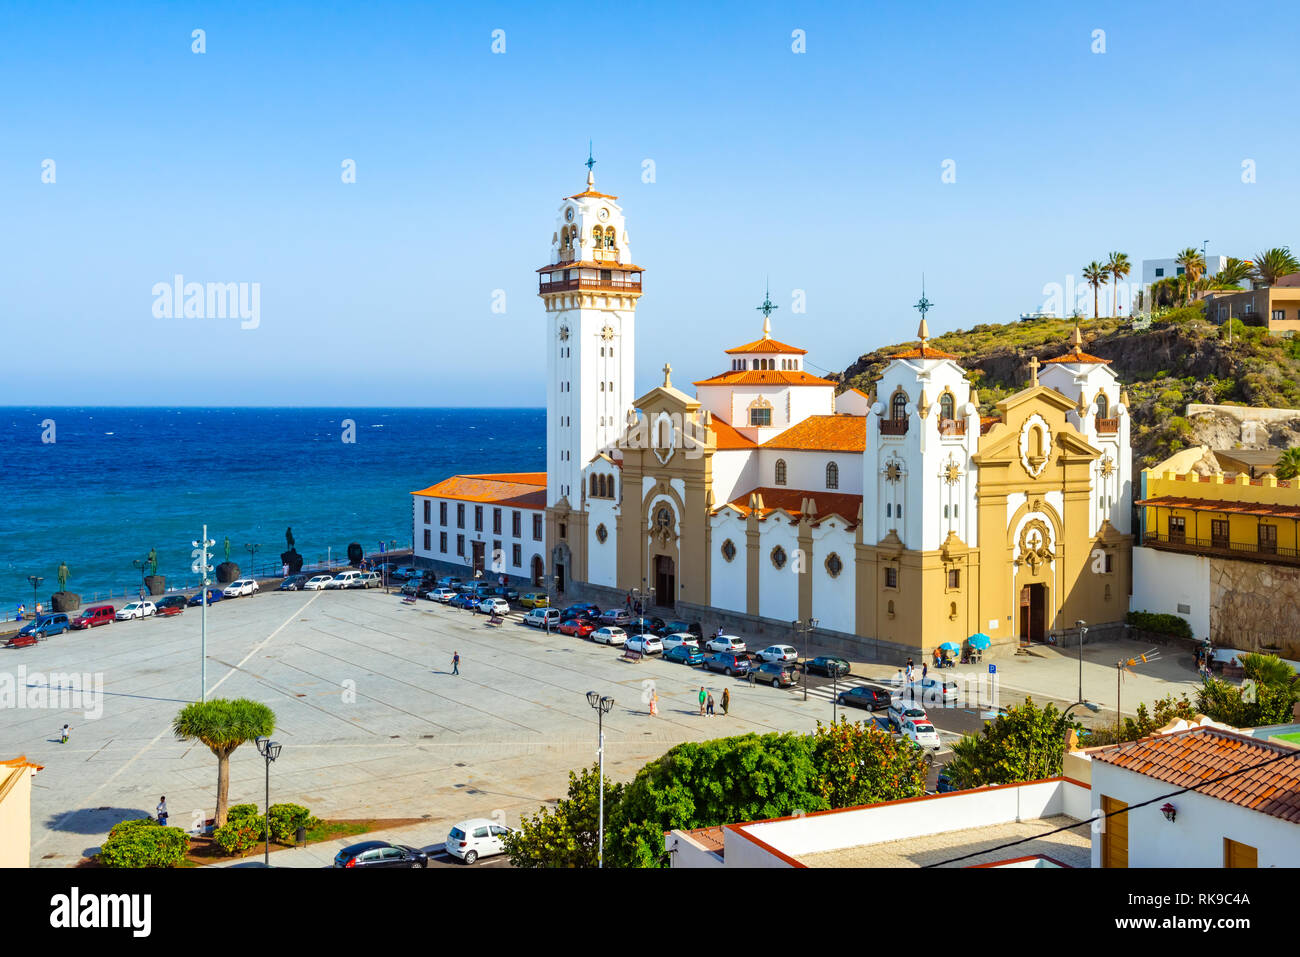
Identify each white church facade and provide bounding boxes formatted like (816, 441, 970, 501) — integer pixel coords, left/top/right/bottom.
(412, 165, 1134, 654)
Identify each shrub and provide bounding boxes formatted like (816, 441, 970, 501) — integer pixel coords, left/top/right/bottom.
(1126, 610, 1193, 640)
(99, 818, 190, 868)
(1158, 389, 1184, 405)
(214, 805, 266, 855)
(266, 803, 320, 843)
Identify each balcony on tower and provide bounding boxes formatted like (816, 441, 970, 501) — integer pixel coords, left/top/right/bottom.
(538, 262, 644, 296)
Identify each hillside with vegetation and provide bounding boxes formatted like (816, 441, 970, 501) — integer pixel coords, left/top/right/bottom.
(834, 306, 1300, 470)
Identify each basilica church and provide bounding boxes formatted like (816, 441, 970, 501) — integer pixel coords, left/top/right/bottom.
(412, 165, 1134, 653)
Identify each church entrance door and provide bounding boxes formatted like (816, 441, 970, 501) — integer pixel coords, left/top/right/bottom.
(654, 555, 675, 609)
(1018, 583, 1047, 644)
(471, 541, 486, 576)
(530, 555, 544, 588)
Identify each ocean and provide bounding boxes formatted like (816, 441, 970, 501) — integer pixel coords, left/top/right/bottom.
(0, 408, 545, 612)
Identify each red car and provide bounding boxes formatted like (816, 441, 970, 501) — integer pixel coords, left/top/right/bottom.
(5, 633, 38, 649)
(558, 619, 595, 638)
(71, 605, 115, 629)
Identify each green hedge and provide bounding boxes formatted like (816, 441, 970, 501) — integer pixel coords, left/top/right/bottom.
(214, 804, 266, 856)
(1126, 610, 1193, 640)
(267, 803, 320, 843)
(100, 818, 190, 868)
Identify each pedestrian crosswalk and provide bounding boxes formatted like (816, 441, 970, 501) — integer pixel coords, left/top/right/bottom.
(798, 674, 887, 703)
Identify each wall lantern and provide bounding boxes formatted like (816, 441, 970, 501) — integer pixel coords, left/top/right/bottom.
(1160, 802, 1177, 823)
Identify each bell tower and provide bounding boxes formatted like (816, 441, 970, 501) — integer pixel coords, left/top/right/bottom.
(538, 150, 644, 510)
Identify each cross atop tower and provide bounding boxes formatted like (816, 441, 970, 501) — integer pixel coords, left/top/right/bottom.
(662, 362, 672, 388)
(585, 140, 596, 175)
(1028, 355, 1040, 387)
(757, 281, 778, 338)
(913, 276, 934, 349)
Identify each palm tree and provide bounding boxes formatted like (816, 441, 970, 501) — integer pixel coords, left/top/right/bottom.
(1241, 652, 1297, 688)
(1277, 447, 1300, 481)
(1250, 247, 1300, 286)
(1105, 252, 1131, 317)
(173, 698, 276, 827)
(1214, 257, 1252, 289)
(1175, 247, 1206, 305)
(1082, 261, 1107, 319)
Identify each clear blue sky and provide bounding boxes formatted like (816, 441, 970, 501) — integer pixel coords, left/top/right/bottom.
(3, 0, 1297, 405)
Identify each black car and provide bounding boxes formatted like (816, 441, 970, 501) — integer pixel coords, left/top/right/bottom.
(154, 595, 188, 616)
(401, 580, 435, 599)
(333, 840, 429, 869)
(703, 652, 751, 676)
(802, 656, 851, 678)
(626, 616, 666, 636)
(661, 619, 703, 639)
(836, 686, 891, 711)
(277, 574, 308, 591)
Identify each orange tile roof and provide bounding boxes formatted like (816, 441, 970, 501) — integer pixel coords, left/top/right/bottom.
(0, 755, 44, 771)
(1043, 349, 1111, 365)
(566, 189, 618, 200)
(686, 826, 726, 854)
(694, 370, 836, 387)
(725, 337, 808, 356)
(710, 415, 757, 450)
(980, 415, 1001, 435)
(1135, 495, 1300, 519)
(1091, 728, 1300, 823)
(537, 260, 646, 273)
(413, 472, 547, 508)
(762, 415, 866, 453)
(720, 487, 862, 526)
(890, 345, 960, 360)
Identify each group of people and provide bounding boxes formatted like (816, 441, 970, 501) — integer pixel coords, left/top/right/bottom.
(697, 686, 730, 717)
(623, 592, 644, 615)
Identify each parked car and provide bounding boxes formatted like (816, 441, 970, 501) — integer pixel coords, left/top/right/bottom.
(705, 634, 746, 654)
(757, 644, 798, 664)
(429, 587, 457, 603)
(401, 580, 435, 599)
(492, 585, 519, 602)
(661, 619, 703, 639)
(664, 644, 704, 666)
(907, 676, 961, 708)
(597, 609, 632, 626)
(523, 607, 561, 628)
(900, 718, 942, 751)
(445, 819, 514, 865)
(332, 840, 428, 869)
(326, 571, 364, 589)
(392, 566, 421, 582)
(449, 593, 478, 609)
(357, 571, 382, 589)
(887, 698, 929, 732)
(15, 613, 70, 640)
(591, 626, 627, 647)
(625, 616, 666, 636)
(277, 574, 308, 591)
(301, 575, 331, 591)
(558, 619, 596, 638)
(518, 592, 549, 609)
(71, 605, 116, 629)
(625, 634, 663, 655)
(437, 576, 464, 589)
(560, 604, 600, 621)
(754, 662, 797, 687)
(155, 596, 187, 617)
(661, 632, 699, 654)
(116, 601, 157, 621)
(480, 597, 510, 616)
(803, 655, 851, 677)
(837, 685, 890, 711)
(186, 588, 224, 606)
(704, 652, 751, 676)
(222, 579, 259, 598)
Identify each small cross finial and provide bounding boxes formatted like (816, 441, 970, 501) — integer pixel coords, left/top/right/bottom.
(662, 362, 672, 388)
(913, 275, 933, 347)
(1028, 355, 1040, 387)
(757, 280, 777, 338)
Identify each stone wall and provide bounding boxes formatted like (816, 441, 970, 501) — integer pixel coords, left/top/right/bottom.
(1210, 557, 1300, 659)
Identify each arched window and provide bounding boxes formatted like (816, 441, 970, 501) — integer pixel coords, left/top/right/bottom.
(891, 390, 908, 421)
(590, 474, 598, 498)
(1095, 393, 1109, 419)
(1030, 426, 1044, 459)
(940, 393, 955, 421)
(775, 458, 787, 486)
(826, 461, 839, 489)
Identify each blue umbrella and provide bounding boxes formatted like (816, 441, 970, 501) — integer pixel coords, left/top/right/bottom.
(967, 633, 991, 650)
(939, 641, 960, 653)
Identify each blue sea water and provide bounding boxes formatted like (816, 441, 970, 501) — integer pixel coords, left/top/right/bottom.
(0, 408, 544, 611)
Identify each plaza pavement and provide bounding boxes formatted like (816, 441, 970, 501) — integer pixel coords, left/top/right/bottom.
(0, 587, 1204, 867)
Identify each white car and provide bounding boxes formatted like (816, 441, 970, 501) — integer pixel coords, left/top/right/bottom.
(222, 579, 259, 598)
(445, 818, 513, 864)
(907, 676, 960, 708)
(705, 634, 747, 654)
(430, 587, 457, 603)
(523, 607, 561, 628)
(625, 634, 663, 655)
(326, 571, 363, 589)
(887, 698, 929, 731)
(660, 632, 699, 653)
(900, 718, 942, 751)
(357, 571, 382, 589)
(591, 626, 627, 646)
(758, 644, 798, 663)
(303, 575, 334, 590)
(116, 601, 157, 621)
(480, 597, 510, 616)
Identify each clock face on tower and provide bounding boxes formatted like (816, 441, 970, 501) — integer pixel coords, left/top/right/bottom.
(597, 207, 609, 221)
(564, 207, 575, 222)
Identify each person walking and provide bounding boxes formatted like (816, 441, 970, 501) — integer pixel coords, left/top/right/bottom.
(625, 591, 633, 611)
(59, 723, 70, 744)
(706, 692, 716, 717)
(452, 651, 460, 676)
(698, 686, 707, 716)
(922, 661, 928, 682)
(721, 687, 730, 717)
(649, 690, 659, 717)
(156, 796, 168, 826)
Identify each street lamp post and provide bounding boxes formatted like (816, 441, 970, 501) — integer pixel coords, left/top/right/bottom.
(192, 527, 215, 701)
(254, 736, 282, 867)
(792, 618, 819, 701)
(132, 559, 147, 599)
(245, 543, 260, 579)
(1075, 619, 1087, 705)
(585, 691, 614, 868)
(1062, 700, 1101, 751)
(26, 576, 44, 617)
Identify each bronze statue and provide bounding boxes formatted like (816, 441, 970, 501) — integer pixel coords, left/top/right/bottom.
(223, 537, 231, 562)
(147, 547, 158, 576)
(285, 526, 295, 550)
(57, 561, 69, 591)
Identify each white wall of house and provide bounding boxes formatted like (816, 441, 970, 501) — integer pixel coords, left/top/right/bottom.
(756, 518, 799, 623)
(708, 511, 749, 613)
(1090, 762, 1300, 867)
(413, 495, 545, 578)
(758, 448, 863, 496)
(710, 449, 759, 507)
(1130, 546, 1210, 639)
(810, 519, 856, 634)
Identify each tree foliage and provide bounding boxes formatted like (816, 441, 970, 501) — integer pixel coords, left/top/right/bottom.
(812, 717, 928, 808)
(503, 764, 624, 868)
(171, 698, 276, 827)
(944, 697, 1072, 788)
(1196, 653, 1299, 727)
